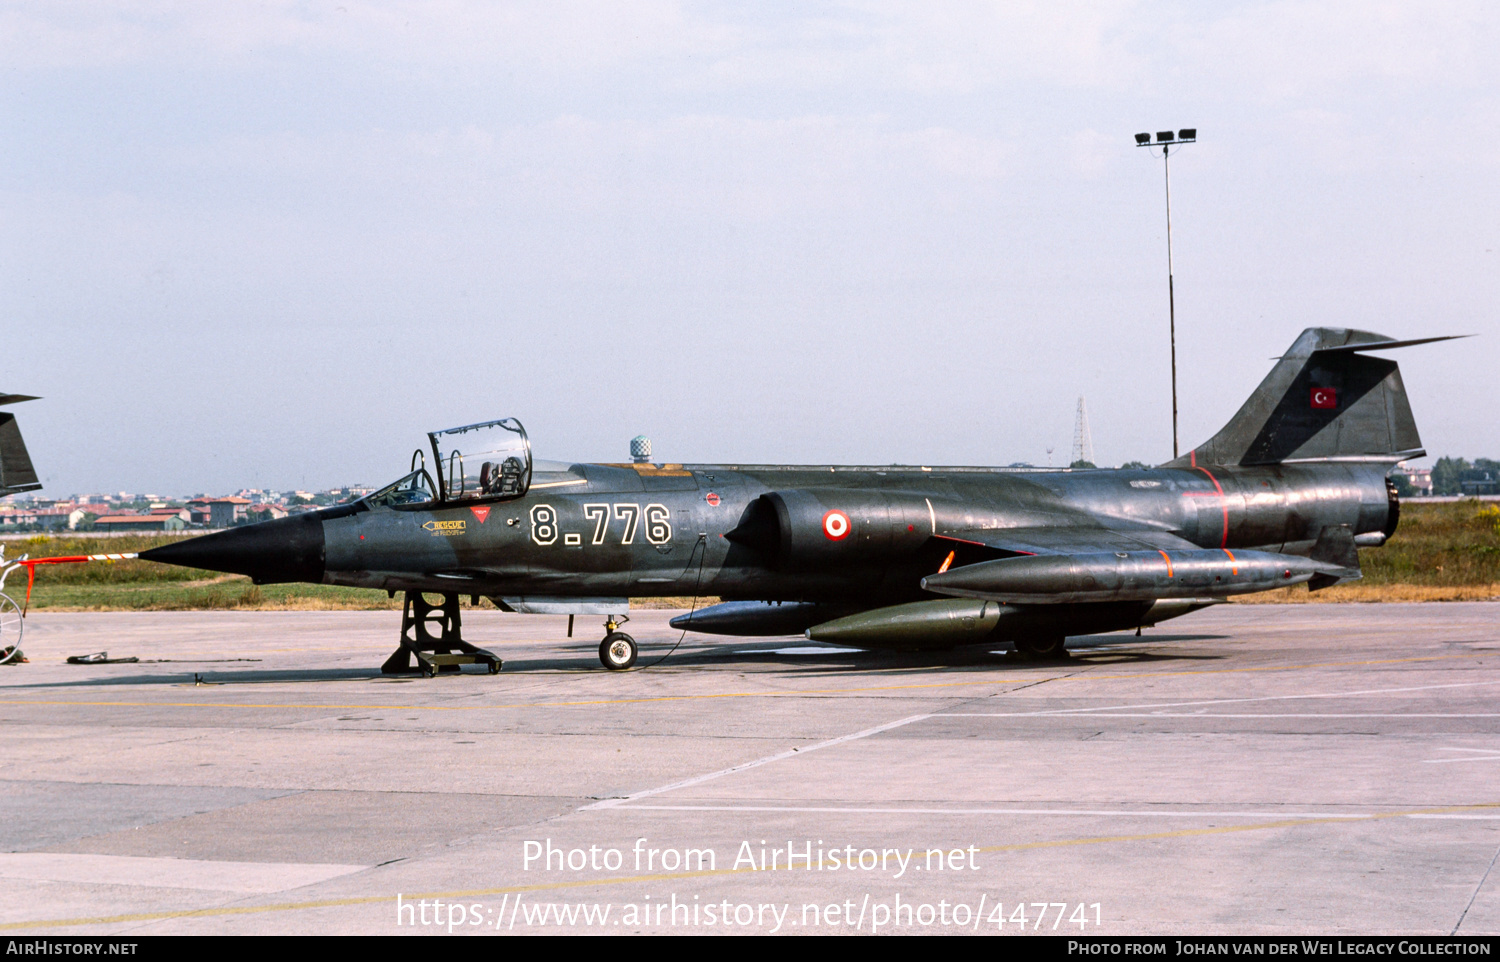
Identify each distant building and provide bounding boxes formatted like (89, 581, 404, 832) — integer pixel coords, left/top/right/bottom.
(1395, 467, 1433, 496)
(94, 513, 187, 532)
(209, 497, 252, 528)
(245, 504, 288, 522)
(0, 506, 77, 530)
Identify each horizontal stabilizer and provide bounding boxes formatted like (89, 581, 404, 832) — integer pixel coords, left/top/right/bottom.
(1291, 334, 1470, 356)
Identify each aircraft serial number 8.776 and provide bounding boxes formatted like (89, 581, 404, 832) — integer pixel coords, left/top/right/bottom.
(141, 328, 1456, 673)
(531, 504, 674, 547)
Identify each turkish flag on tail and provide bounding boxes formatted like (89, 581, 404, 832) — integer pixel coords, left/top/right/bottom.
(1311, 387, 1337, 409)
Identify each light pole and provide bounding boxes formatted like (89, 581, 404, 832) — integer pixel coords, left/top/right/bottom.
(1135, 127, 1195, 459)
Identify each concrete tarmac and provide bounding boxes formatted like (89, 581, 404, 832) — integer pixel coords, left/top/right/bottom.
(0, 602, 1497, 936)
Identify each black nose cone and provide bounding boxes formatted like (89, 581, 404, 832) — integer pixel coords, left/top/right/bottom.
(141, 513, 325, 585)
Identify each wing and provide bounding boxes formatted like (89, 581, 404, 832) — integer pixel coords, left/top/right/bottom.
(935, 524, 1201, 556)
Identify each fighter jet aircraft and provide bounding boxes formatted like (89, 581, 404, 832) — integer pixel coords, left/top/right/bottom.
(141, 328, 1450, 672)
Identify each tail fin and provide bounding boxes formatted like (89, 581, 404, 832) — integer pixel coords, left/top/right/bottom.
(0, 394, 41, 495)
(1165, 329, 1459, 468)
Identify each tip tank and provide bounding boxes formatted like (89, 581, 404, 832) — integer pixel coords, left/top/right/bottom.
(920, 548, 1353, 604)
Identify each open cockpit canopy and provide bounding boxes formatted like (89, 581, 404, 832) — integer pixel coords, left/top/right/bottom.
(364, 419, 534, 509)
(428, 418, 532, 503)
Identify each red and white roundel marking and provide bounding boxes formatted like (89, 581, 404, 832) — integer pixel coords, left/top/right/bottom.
(704, 492, 720, 507)
(822, 510, 851, 541)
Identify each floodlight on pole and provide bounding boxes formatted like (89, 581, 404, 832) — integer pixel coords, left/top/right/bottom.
(1135, 127, 1196, 459)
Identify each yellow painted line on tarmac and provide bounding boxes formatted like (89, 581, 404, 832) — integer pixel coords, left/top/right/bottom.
(1081, 650, 1491, 683)
(982, 800, 1500, 853)
(0, 684, 1028, 713)
(25, 644, 402, 659)
(6, 800, 1497, 932)
(0, 652, 1487, 715)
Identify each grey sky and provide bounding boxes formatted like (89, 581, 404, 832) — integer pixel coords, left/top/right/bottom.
(3, 2, 1495, 495)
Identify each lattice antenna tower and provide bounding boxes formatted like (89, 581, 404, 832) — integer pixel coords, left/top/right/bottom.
(1072, 396, 1094, 466)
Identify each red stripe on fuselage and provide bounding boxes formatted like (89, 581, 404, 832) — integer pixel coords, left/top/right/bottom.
(1193, 466, 1230, 548)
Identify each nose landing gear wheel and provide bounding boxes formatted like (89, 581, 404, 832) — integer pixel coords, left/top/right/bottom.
(600, 632, 638, 670)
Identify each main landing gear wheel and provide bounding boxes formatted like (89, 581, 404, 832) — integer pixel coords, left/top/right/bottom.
(1014, 635, 1068, 661)
(0, 593, 22, 665)
(600, 632, 638, 670)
